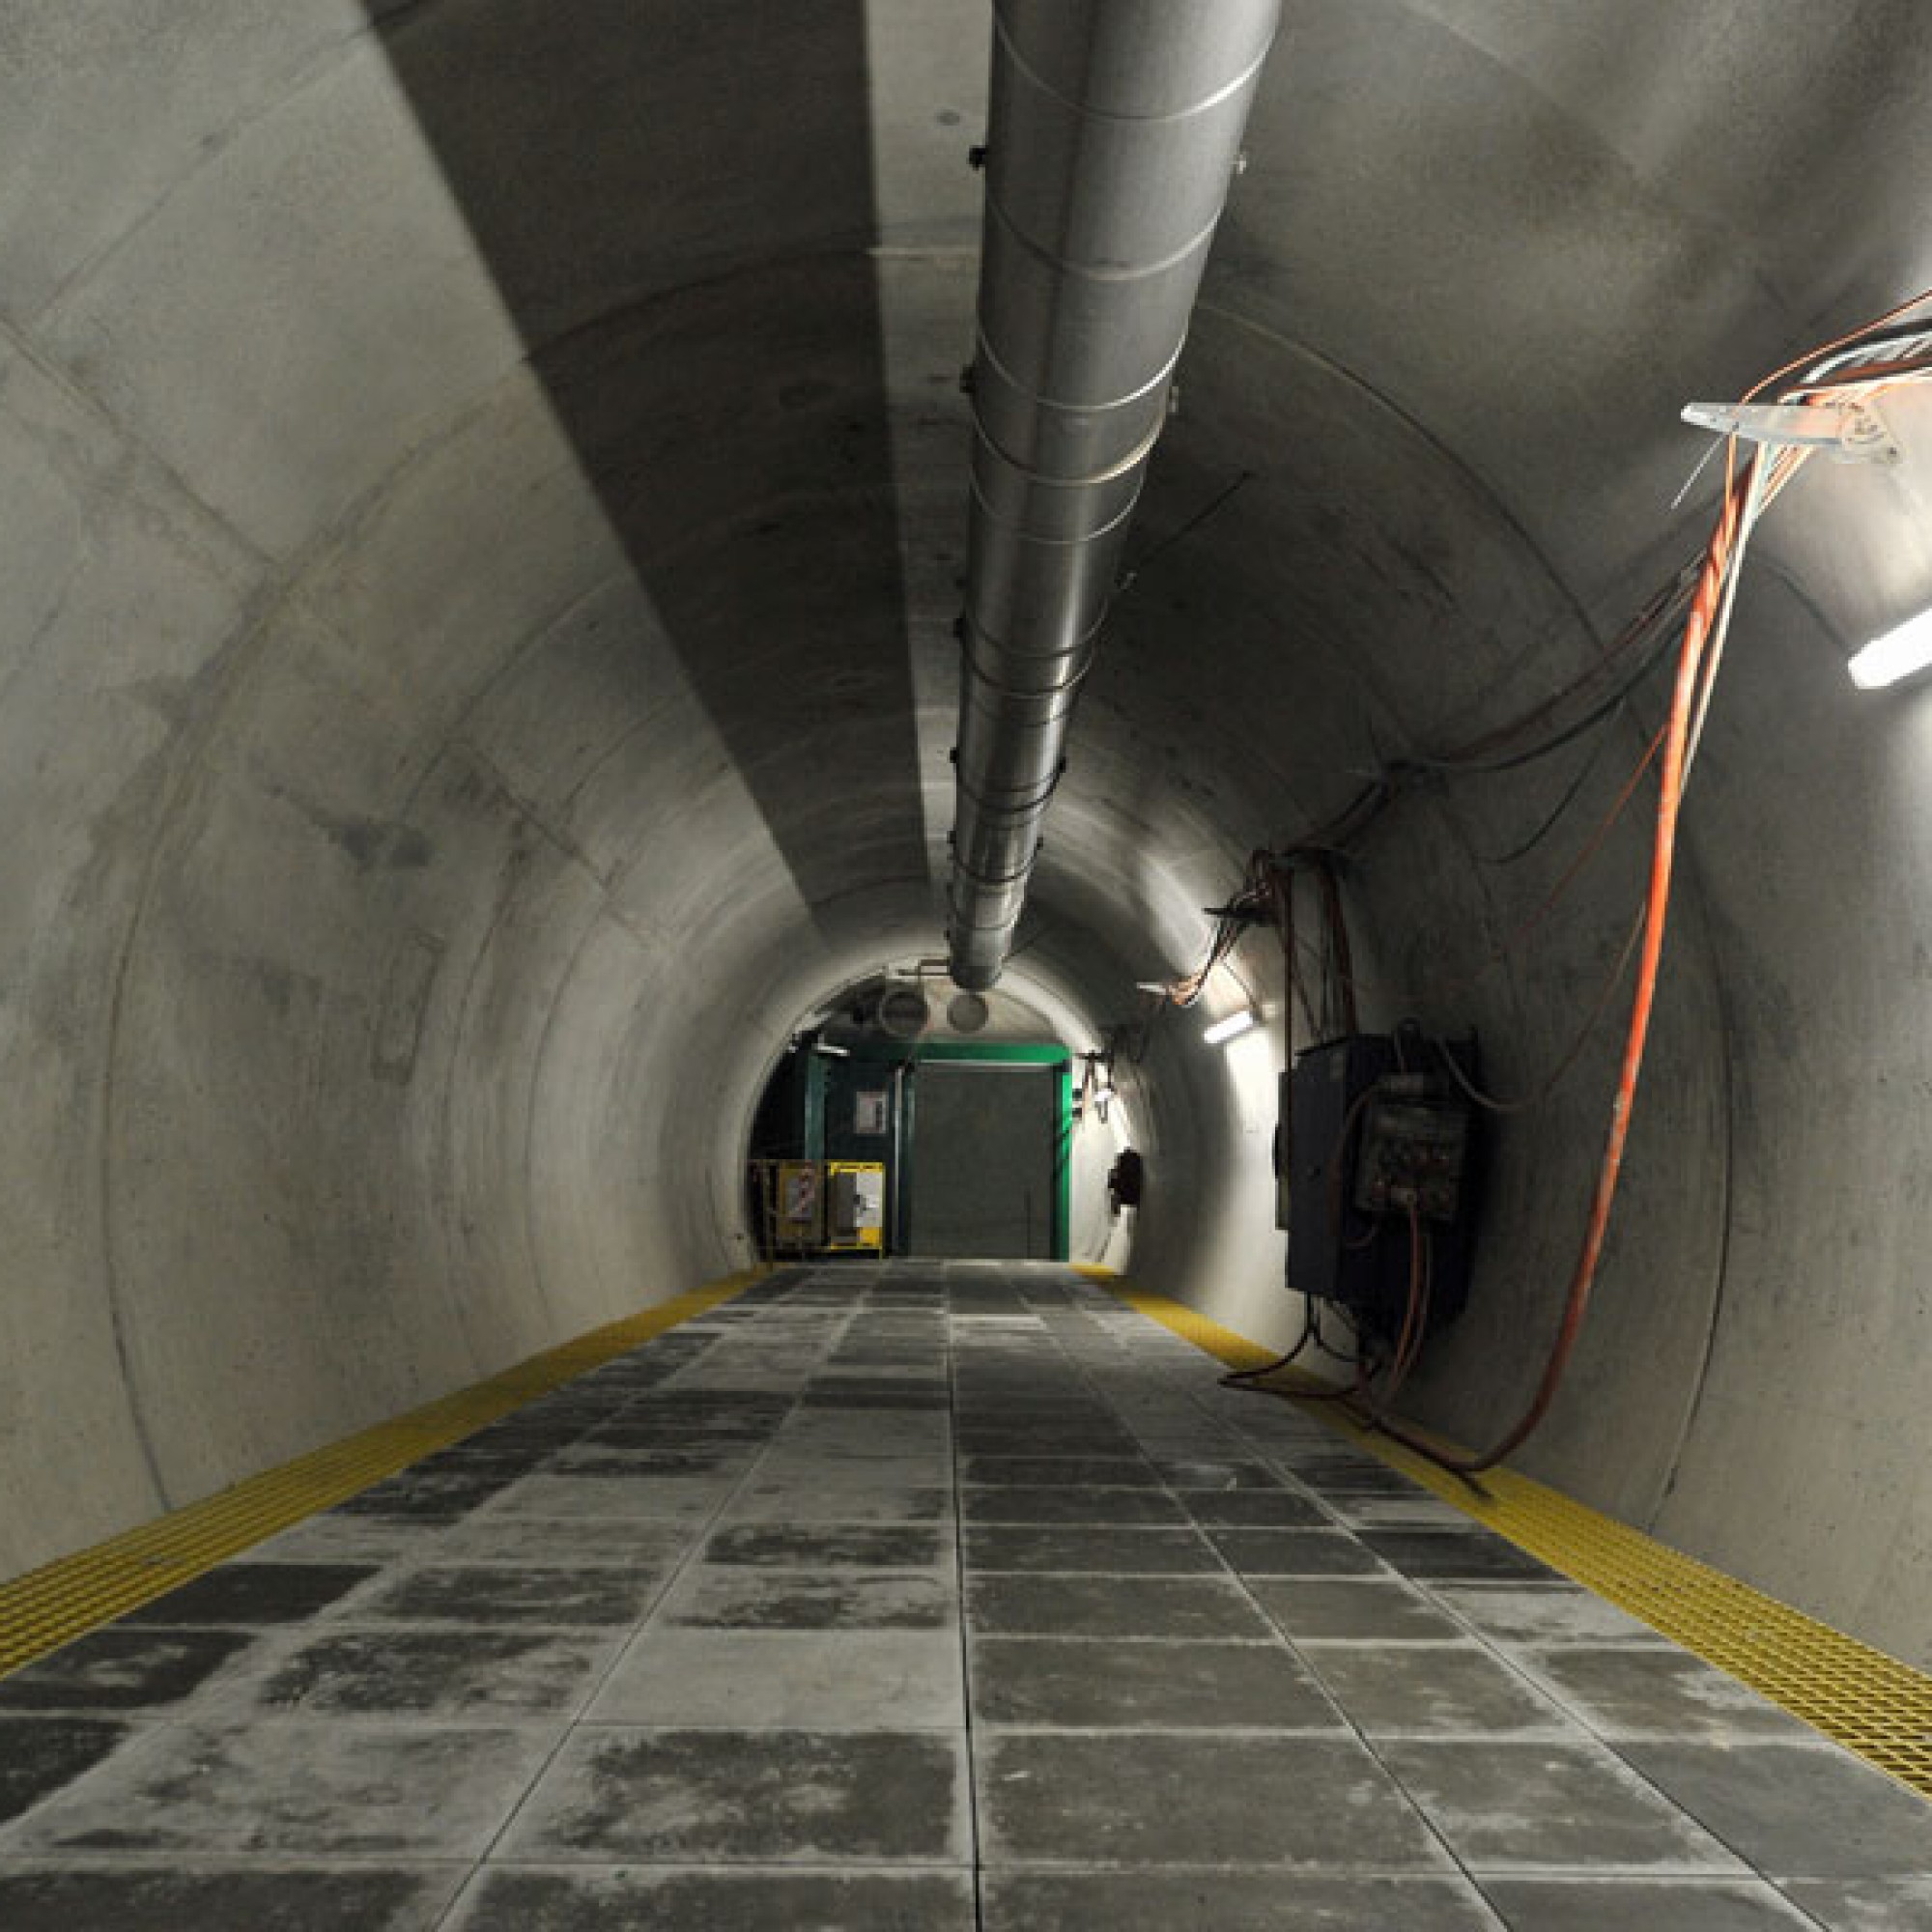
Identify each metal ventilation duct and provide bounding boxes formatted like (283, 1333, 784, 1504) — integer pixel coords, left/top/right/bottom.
(944, 0, 1282, 991)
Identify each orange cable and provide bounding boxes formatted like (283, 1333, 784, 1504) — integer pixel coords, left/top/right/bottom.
(1376, 458, 1748, 1476)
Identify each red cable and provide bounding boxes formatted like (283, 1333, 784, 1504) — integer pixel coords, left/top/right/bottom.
(1350, 1201, 1428, 1429)
(1374, 460, 1749, 1478)
(1291, 294, 1932, 1477)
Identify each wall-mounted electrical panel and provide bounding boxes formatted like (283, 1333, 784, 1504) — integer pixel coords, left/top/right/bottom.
(1351, 1078, 1472, 1224)
(1283, 1029, 1482, 1339)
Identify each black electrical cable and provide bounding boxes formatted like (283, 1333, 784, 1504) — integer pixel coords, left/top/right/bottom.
(1294, 1350, 1379, 1403)
(1219, 1304, 1316, 1386)
(1117, 469, 1257, 593)
(1161, 602, 1678, 1012)
(1215, 288, 1932, 1487)
(1785, 320, 1932, 389)
(1411, 616, 1682, 778)
(1308, 1298, 1362, 1365)
(1350, 1204, 1431, 1431)
(1476, 725, 1618, 868)
(1434, 905, 1645, 1117)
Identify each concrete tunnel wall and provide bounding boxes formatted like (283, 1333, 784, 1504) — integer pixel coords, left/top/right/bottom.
(5, 1, 1932, 1674)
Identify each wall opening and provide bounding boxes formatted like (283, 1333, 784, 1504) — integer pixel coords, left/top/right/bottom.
(746, 1035, 1075, 1263)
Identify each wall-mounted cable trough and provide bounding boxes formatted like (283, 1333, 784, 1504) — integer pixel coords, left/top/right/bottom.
(944, 0, 1282, 991)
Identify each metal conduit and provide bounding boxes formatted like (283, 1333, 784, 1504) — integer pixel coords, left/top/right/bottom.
(944, 0, 1282, 991)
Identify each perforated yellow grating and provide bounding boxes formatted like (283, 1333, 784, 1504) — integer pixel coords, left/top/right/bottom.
(0, 1268, 764, 1680)
(1110, 1280, 1932, 1802)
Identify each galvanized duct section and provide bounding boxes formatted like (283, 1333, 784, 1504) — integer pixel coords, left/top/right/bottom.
(944, 0, 1282, 991)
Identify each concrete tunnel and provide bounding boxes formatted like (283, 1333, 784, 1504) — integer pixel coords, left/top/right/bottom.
(5, 0, 1932, 1920)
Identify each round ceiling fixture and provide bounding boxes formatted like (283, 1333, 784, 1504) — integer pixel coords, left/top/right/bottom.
(876, 984, 931, 1039)
(947, 991, 990, 1034)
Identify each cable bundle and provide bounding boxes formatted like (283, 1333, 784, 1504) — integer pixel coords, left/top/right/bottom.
(1196, 285, 1932, 1477)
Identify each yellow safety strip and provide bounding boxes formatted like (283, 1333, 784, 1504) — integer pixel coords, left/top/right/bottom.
(1108, 1278, 1932, 1802)
(0, 1268, 764, 1680)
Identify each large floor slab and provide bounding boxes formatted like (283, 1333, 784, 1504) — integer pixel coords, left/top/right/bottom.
(1, 1261, 1925, 1928)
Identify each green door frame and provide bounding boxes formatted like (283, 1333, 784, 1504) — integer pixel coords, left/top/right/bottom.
(842, 1039, 1072, 1261)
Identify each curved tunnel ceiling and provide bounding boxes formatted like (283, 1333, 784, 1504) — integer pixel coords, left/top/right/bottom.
(7, 2, 1932, 1666)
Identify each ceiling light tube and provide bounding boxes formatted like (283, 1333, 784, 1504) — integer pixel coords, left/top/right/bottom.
(1202, 1009, 1258, 1046)
(1848, 607, 1932, 690)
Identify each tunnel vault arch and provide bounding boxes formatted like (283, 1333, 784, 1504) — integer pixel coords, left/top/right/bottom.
(5, 1, 1932, 1671)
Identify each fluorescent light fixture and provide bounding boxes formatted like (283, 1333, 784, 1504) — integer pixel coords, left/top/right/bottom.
(1849, 607, 1932, 690)
(1202, 1009, 1258, 1046)
(812, 1040, 852, 1059)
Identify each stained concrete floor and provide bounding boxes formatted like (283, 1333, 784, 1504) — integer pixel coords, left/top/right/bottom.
(1, 1264, 1927, 1930)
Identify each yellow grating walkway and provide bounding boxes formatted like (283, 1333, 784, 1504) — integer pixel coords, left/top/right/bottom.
(1107, 1277, 1932, 1802)
(0, 1268, 762, 1681)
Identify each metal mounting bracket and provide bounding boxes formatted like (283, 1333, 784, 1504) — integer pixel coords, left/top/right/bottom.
(1681, 399, 1902, 466)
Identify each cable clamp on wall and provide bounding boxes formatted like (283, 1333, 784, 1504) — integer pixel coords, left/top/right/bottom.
(1681, 399, 1901, 465)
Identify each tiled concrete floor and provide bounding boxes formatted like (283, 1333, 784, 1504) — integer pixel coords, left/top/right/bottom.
(1, 1263, 1927, 1929)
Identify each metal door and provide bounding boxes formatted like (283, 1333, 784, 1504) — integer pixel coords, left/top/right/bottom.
(905, 1062, 1061, 1259)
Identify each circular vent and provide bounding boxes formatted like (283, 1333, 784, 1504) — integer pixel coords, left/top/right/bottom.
(947, 991, 990, 1035)
(876, 984, 931, 1039)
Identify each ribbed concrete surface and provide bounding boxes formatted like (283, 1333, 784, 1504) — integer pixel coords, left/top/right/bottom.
(12, 2, 1932, 1681)
(0, 1264, 1925, 1929)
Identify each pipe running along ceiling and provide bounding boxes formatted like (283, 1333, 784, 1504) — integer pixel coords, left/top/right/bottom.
(946, 0, 1280, 990)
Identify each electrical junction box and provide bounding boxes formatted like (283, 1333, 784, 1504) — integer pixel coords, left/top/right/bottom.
(1352, 1078, 1471, 1223)
(1285, 1032, 1482, 1340)
(824, 1161, 886, 1253)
